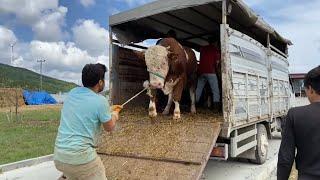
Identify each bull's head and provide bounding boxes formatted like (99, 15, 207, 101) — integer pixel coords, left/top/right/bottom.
(144, 45, 173, 89)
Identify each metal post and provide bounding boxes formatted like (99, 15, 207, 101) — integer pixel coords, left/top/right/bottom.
(267, 33, 270, 48)
(109, 26, 113, 104)
(222, 0, 227, 25)
(15, 88, 18, 121)
(10, 43, 16, 65)
(266, 33, 273, 120)
(245, 73, 249, 120)
(37, 60, 46, 91)
(220, 0, 232, 125)
(257, 75, 261, 118)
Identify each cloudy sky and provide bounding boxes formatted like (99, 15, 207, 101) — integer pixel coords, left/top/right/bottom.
(0, 0, 319, 85)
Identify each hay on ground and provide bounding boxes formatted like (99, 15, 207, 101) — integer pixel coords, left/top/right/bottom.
(0, 88, 25, 108)
(97, 107, 222, 180)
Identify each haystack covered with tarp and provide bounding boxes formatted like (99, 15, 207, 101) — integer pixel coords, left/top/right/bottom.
(23, 90, 57, 105)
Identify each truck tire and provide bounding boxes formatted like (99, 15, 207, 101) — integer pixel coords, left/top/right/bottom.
(251, 124, 268, 164)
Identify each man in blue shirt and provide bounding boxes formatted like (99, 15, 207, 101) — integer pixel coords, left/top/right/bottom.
(54, 63, 122, 180)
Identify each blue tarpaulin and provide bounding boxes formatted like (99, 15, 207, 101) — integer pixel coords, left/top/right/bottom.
(23, 90, 57, 105)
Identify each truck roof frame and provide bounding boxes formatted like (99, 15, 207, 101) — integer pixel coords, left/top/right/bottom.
(109, 0, 292, 52)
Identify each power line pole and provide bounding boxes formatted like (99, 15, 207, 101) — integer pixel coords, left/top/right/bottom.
(37, 60, 46, 91)
(10, 42, 16, 65)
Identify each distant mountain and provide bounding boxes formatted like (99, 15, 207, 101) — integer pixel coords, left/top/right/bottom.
(0, 63, 77, 94)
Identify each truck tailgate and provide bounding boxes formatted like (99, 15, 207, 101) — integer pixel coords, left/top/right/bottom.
(97, 109, 222, 180)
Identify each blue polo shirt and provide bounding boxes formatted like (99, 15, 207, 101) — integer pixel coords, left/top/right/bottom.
(54, 87, 111, 165)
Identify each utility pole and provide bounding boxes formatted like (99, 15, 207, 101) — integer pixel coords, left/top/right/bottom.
(37, 60, 46, 91)
(10, 42, 16, 65)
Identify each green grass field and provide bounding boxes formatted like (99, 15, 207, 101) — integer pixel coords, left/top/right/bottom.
(0, 106, 61, 165)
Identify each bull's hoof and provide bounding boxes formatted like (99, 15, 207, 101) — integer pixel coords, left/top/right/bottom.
(191, 106, 196, 114)
(162, 109, 170, 115)
(149, 111, 157, 118)
(173, 112, 181, 120)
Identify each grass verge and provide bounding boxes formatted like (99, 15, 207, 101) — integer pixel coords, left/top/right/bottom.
(0, 105, 61, 165)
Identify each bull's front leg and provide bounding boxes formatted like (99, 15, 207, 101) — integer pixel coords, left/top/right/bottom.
(172, 80, 184, 120)
(189, 87, 196, 114)
(148, 90, 157, 118)
(149, 99, 157, 118)
(162, 93, 173, 115)
(173, 100, 181, 119)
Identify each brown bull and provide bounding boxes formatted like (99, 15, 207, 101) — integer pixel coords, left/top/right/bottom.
(144, 38, 197, 119)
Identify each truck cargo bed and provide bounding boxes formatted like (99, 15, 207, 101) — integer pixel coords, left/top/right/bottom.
(97, 108, 222, 180)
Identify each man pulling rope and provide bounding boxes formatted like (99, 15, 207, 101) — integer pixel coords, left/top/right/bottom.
(54, 63, 123, 180)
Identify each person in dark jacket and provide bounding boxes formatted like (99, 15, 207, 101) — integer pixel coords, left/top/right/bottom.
(277, 66, 320, 180)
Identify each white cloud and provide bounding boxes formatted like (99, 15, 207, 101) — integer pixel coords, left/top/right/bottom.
(46, 69, 82, 84)
(108, 7, 120, 15)
(80, 0, 95, 7)
(0, 19, 109, 84)
(32, 6, 68, 41)
(72, 19, 109, 56)
(0, 1, 111, 84)
(0, 0, 58, 25)
(0, 26, 35, 70)
(29, 40, 108, 84)
(30, 41, 106, 71)
(0, 26, 17, 50)
(0, 26, 18, 64)
(243, 0, 320, 73)
(243, 0, 264, 7)
(11, 56, 25, 67)
(0, 0, 68, 41)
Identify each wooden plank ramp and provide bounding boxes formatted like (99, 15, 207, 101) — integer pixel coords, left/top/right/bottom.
(97, 108, 222, 180)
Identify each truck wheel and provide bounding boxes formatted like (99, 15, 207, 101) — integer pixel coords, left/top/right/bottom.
(251, 124, 268, 164)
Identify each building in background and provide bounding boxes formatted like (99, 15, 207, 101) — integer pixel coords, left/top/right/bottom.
(290, 73, 306, 97)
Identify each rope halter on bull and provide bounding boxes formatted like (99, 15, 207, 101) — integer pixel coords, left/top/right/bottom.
(147, 69, 166, 80)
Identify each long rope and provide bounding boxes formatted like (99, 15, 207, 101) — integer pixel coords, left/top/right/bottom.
(121, 87, 148, 107)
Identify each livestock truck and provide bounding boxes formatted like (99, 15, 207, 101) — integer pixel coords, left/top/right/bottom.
(97, 0, 293, 179)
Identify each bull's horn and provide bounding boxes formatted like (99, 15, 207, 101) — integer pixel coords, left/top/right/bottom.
(166, 46, 171, 50)
(143, 80, 150, 88)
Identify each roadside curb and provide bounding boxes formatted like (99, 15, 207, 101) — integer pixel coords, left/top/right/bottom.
(255, 155, 278, 180)
(0, 154, 53, 173)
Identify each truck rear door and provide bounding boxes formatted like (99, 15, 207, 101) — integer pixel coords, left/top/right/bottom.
(97, 113, 221, 180)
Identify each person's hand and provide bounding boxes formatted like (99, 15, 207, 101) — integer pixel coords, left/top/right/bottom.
(111, 105, 123, 113)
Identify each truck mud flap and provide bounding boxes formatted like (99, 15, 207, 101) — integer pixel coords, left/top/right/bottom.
(97, 118, 221, 180)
